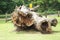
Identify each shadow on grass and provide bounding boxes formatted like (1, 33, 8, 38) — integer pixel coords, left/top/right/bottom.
(52, 31, 60, 33)
(14, 30, 41, 34)
(13, 30, 60, 34)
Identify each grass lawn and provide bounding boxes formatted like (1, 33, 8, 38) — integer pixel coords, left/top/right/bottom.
(0, 16, 60, 40)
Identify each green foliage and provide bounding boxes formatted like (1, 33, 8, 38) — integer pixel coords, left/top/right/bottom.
(0, 0, 16, 14)
(0, 0, 60, 14)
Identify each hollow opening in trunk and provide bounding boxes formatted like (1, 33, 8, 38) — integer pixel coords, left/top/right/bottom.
(41, 21, 48, 31)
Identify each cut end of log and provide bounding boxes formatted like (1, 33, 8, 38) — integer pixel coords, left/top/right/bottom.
(41, 21, 48, 31)
(39, 20, 52, 34)
(51, 18, 58, 27)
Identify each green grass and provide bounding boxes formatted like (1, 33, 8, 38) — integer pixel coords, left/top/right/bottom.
(0, 16, 60, 40)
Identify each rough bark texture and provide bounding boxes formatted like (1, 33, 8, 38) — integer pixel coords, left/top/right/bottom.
(11, 5, 58, 34)
(11, 11, 34, 31)
(50, 18, 58, 27)
(34, 18, 52, 33)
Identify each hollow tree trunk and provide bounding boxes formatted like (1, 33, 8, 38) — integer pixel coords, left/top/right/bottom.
(35, 18, 52, 33)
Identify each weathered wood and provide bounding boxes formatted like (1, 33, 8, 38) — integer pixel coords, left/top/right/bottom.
(11, 9, 34, 31)
(34, 17, 52, 33)
(11, 5, 58, 33)
(58, 11, 60, 17)
(29, 5, 39, 11)
(50, 18, 58, 27)
(5, 13, 8, 22)
(5, 13, 11, 22)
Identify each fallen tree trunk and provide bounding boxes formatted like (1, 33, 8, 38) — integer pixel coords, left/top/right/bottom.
(11, 10, 35, 31)
(11, 5, 58, 33)
(34, 18, 52, 33)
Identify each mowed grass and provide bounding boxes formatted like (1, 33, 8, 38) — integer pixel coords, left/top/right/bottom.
(0, 16, 60, 40)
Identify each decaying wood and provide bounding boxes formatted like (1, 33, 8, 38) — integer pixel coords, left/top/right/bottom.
(34, 18, 52, 33)
(11, 5, 58, 33)
(26, 10, 52, 33)
(11, 7, 35, 31)
(29, 5, 40, 11)
(50, 18, 58, 27)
